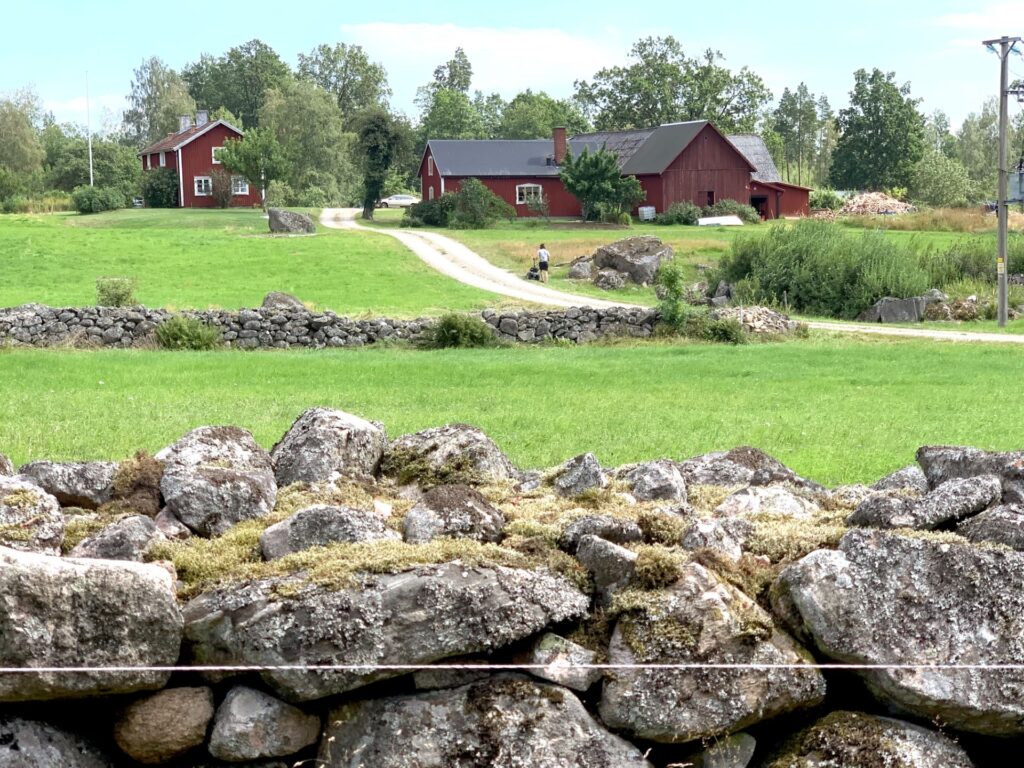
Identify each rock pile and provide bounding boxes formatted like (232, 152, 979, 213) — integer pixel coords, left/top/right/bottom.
(711, 305, 800, 335)
(0, 411, 1018, 766)
(840, 192, 915, 215)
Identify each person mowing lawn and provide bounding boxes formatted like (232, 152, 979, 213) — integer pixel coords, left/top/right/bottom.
(537, 244, 551, 283)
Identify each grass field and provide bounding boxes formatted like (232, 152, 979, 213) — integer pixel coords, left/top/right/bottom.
(0, 209, 499, 315)
(3, 336, 1024, 486)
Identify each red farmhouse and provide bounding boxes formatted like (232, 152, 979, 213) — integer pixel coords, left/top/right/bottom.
(137, 111, 262, 208)
(419, 121, 810, 219)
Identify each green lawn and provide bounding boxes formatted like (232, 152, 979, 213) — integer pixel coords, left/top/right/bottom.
(3, 336, 1024, 486)
(0, 209, 498, 315)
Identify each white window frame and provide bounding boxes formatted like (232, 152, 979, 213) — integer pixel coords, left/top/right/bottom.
(516, 183, 543, 205)
(427, 156, 434, 177)
(428, 186, 435, 200)
(159, 151, 166, 167)
(212, 146, 223, 164)
(194, 176, 212, 197)
(231, 175, 249, 196)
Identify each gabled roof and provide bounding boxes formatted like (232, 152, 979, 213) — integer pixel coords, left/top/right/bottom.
(138, 119, 243, 156)
(427, 139, 562, 177)
(727, 134, 782, 183)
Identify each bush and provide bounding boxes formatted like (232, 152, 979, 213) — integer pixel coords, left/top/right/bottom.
(71, 185, 126, 214)
(655, 261, 691, 329)
(656, 201, 701, 225)
(140, 168, 179, 208)
(702, 198, 760, 224)
(405, 194, 457, 227)
(417, 313, 500, 349)
(682, 312, 747, 344)
(448, 178, 516, 229)
(210, 168, 234, 209)
(155, 316, 222, 350)
(96, 277, 137, 307)
(810, 189, 844, 210)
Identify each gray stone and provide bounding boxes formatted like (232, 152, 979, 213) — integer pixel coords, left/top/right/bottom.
(260, 504, 398, 559)
(268, 208, 316, 234)
(594, 269, 627, 290)
(413, 660, 490, 690)
(917, 444, 1024, 502)
(690, 732, 757, 768)
(774, 529, 1024, 735)
(69, 515, 165, 561)
(271, 407, 387, 486)
(183, 563, 588, 701)
(208, 686, 320, 762)
(154, 508, 192, 540)
(761, 711, 974, 768)
(114, 687, 214, 764)
(592, 235, 674, 285)
(847, 493, 916, 528)
(714, 485, 817, 520)
(872, 464, 929, 493)
(0, 476, 63, 554)
(0, 546, 182, 702)
(17, 461, 117, 509)
(403, 484, 504, 544)
(679, 446, 820, 491)
(680, 517, 754, 560)
(0, 717, 113, 767)
(959, 504, 1024, 549)
(566, 257, 593, 280)
(0, 454, 12, 476)
(857, 296, 926, 323)
(513, 632, 602, 691)
(558, 514, 643, 552)
(599, 562, 825, 743)
(261, 291, 305, 311)
(318, 677, 653, 767)
(157, 425, 277, 537)
(848, 475, 1001, 530)
(553, 452, 606, 496)
(384, 424, 516, 486)
(575, 534, 637, 604)
(622, 459, 687, 501)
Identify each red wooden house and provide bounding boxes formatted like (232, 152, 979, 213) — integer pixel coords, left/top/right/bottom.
(419, 121, 810, 219)
(137, 111, 262, 208)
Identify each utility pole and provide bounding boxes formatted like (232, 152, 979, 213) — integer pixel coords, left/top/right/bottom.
(85, 71, 94, 187)
(983, 36, 1021, 327)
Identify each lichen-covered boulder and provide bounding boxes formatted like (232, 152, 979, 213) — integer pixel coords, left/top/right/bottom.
(261, 291, 305, 311)
(872, 464, 929, 493)
(69, 515, 165, 561)
(403, 484, 504, 544)
(715, 485, 817, 520)
(575, 534, 637, 604)
(774, 529, 1024, 735)
(917, 444, 1024, 502)
(208, 686, 320, 762)
(680, 517, 753, 560)
(679, 447, 820, 491)
(260, 504, 398, 560)
(553, 452, 606, 496)
(599, 562, 825, 743)
(268, 208, 316, 234)
(0, 476, 63, 554)
(566, 257, 593, 280)
(17, 460, 117, 509)
(0, 717, 114, 767)
(0, 546, 182, 702)
(959, 504, 1024, 549)
(592, 235, 674, 285)
(383, 424, 516, 486)
(318, 677, 653, 767)
(113, 687, 214, 764)
(512, 633, 602, 692)
(271, 407, 386, 485)
(157, 425, 277, 537)
(761, 711, 975, 768)
(620, 459, 687, 502)
(594, 269, 627, 290)
(183, 563, 588, 701)
(849, 476, 1000, 530)
(558, 514, 643, 552)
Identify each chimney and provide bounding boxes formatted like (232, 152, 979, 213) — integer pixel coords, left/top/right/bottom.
(553, 126, 567, 165)
(179, 114, 192, 132)
(196, 110, 209, 127)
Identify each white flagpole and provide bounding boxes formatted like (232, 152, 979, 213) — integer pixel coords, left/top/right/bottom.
(86, 71, 94, 187)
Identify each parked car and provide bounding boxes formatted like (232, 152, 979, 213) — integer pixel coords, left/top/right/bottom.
(377, 194, 419, 208)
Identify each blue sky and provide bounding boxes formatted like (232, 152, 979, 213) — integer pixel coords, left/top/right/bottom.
(4, 0, 1022, 132)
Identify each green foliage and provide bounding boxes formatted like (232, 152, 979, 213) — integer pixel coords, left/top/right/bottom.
(43, 126, 141, 199)
(703, 198, 760, 224)
(656, 201, 701, 225)
(217, 128, 286, 203)
(496, 89, 589, 138)
(449, 178, 515, 228)
(417, 313, 499, 349)
(140, 167, 179, 208)
(297, 42, 390, 120)
(419, 88, 487, 140)
(95, 277, 137, 307)
(0, 98, 44, 176)
(123, 57, 196, 147)
(355, 109, 412, 219)
(155, 316, 222, 350)
(681, 310, 747, 344)
(560, 146, 645, 220)
(209, 167, 234, 208)
(908, 149, 970, 207)
(772, 83, 823, 186)
(71, 186, 126, 214)
(655, 261, 692, 329)
(404, 194, 457, 227)
(809, 188, 844, 210)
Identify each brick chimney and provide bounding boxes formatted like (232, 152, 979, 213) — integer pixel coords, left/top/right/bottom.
(179, 114, 192, 132)
(553, 126, 567, 165)
(196, 110, 209, 127)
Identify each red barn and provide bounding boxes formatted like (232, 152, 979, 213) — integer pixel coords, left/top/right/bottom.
(137, 111, 262, 208)
(419, 121, 810, 219)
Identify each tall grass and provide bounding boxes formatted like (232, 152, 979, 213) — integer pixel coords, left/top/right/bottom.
(841, 207, 1024, 233)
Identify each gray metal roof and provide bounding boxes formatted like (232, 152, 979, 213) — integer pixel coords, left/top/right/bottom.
(727, 134, 782, 183)
(427, 140, 561, 177)
(621, 121, 708, 174)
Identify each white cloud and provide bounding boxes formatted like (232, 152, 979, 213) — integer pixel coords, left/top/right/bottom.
(340, 22, 626, 113)
(934, 3, 1024, 34)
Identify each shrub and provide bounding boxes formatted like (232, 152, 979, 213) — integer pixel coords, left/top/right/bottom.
(702, 198, 760, 224)
(210, 168, 234, 209)
(96, 277, 137, 307)
(71, 185, 126, 214)
(265, 180, 295, 208)
(1, 196, 30, 214)
(448, 178, 515, 229)
(405, 194, 456, 227)
(656, 201, 701, 225)
(155, 316, 222, 350)
(683, 312, 747, 344)
(140, 168, 179, 208)
(655, 261, 691, 329)
(810, 189, 844, 210)
(417, 313, 500, 349)
(526, 193, 551, 222)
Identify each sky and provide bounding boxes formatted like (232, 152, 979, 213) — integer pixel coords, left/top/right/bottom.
(3, 0, 1022, 133)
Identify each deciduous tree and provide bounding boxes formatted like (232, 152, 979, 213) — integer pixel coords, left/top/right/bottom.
(297, 43, 390, 120)
(218, 127, 286, 205)
(559, 146, 644, 220)
(123, 57, 196, 147)
(496, 90, 589, 139)
(355, 109, 412, 220)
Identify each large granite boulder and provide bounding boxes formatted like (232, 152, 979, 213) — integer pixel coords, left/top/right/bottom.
(761, 711, 975, 767)
(552, 452, 607, 496)
(679, 447, 820, 491)
(0, 476, 63, 554)
(959, 504, 1024, 549)
(183, 563, 588, 701)
(848, 475, 1000, 529)
(403, 484, 505, 544)
(318, 677, 653, 767)
(857, 296, 926, 323)
(270, 407, 386, 485)
(599, 562, 825, 742)
(774, 529, 1024, 735)
(383, 424, 516, 486)
(714, 485, 817, 520)
(620, 459, 687, 502)
(259, 504, 399, 560)
(592, 236, 674, 285)
(261, 291, 305, 311)
(17, 460, 117, 509)
(916, 444, 1024, 502)
(68, 515, 165, 561)
(566, 257, 593, 280)
(0, 717, 114, 767)
(268, 208, 316, 234)
(157, 425, 277, 537)
(872, 464, 929, 493)
(208, 686, 320, 762)
(0, 546, 182, 701)
(114, 687, 215, 764)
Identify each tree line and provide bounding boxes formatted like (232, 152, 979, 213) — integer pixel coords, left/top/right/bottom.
(0, 35, 1021, 212)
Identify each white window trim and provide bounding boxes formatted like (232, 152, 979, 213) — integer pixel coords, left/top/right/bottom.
(231, 175, 249, 196)
(194, 176, 212, 197)
(428, 156, 434, 177)
(159, 151, 166, 167)
(212, 146, 223, 164)
(516, 183, 543, 205)
(428, 186, 435, 200)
